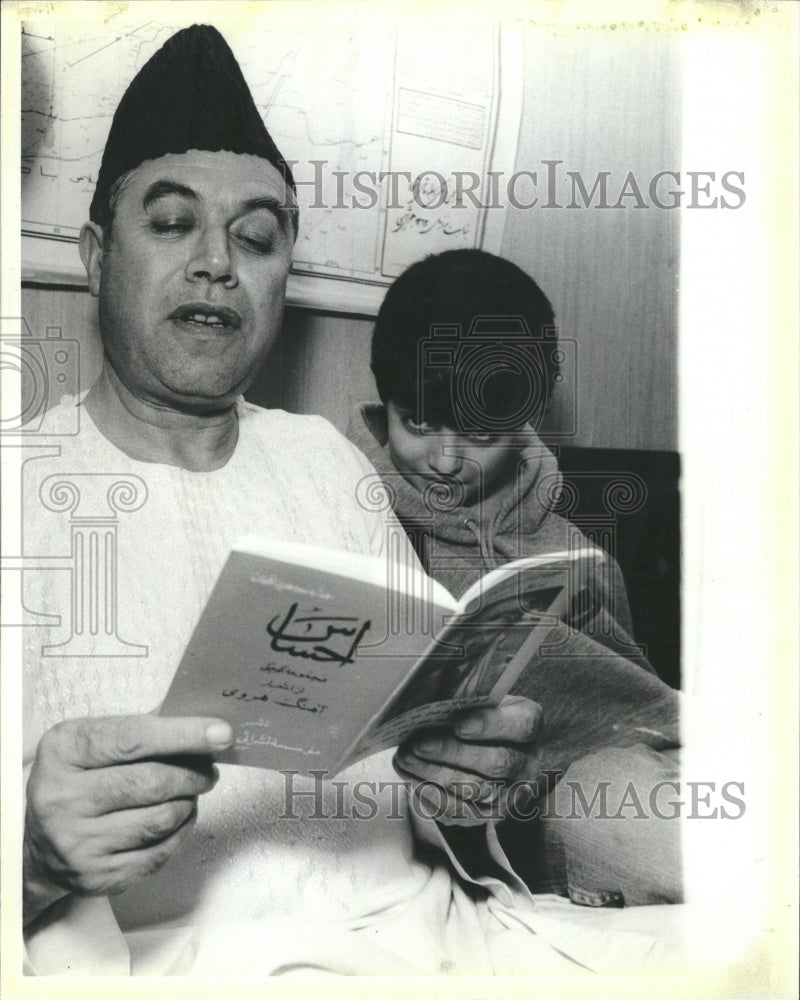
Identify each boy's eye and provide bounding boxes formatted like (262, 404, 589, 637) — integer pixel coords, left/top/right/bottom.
(466, 431, 498, 445)
(402, 415, 435, 435)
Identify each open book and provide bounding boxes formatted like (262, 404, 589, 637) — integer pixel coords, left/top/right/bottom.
(160, 536, 605, 774)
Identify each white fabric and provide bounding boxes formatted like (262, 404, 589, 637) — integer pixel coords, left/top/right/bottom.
(22, 396, 683, 977)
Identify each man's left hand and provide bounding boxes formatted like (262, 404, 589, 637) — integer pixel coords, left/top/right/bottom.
(394, 695, 544, 826)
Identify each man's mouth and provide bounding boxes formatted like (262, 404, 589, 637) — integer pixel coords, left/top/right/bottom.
(170, 303, 242, 330)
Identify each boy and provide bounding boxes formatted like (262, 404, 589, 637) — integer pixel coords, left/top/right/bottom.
(352, 248, 638, 643)
(348, 249, 682, 905)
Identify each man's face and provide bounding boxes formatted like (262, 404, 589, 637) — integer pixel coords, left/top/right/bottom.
(90, 150, 295, 411)
(385, 400, 519, 507)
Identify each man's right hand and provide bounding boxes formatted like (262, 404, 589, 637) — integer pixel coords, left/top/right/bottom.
(23, 714, 233, 926)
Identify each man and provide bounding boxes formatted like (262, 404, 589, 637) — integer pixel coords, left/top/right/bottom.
(21, 25, 567, 976)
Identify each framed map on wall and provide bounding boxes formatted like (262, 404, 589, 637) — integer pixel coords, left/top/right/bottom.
(21, 14, 522, 315)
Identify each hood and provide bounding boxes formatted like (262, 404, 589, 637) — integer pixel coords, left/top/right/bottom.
(346, 402, 567, 562)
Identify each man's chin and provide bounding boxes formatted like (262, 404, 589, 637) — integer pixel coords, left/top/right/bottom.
(162, 386, 243, 414)
(96, 362, 247, 417)
(156, 369, 254, 413)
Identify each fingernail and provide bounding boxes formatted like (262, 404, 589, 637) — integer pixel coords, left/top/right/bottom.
(206, 722, 233, 747)
(417, 737, 441, 754)
(457, 717, 483, 737)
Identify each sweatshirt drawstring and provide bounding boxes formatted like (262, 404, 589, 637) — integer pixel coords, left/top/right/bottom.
(463, 516, 500, 572)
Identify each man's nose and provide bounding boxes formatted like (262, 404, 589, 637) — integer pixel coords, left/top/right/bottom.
(186, 225, 237, 287)
(427, 433, 463, 475)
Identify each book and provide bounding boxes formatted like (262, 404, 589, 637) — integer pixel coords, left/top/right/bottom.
(159, 536, 605, 775)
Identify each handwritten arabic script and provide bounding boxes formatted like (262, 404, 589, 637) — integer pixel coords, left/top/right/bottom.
(391, 173, 471, 238)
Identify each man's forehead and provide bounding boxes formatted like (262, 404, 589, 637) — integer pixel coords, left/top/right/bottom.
(118, 149, 295, 210)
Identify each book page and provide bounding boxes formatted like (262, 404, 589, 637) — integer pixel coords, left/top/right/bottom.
(345, 556, 591, 762)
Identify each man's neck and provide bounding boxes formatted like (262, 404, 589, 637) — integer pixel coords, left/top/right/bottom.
(83, 364, 240, 472)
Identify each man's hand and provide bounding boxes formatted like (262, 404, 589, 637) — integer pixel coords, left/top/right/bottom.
(394, 695, 544, 826)
(24, 714, 233, 925)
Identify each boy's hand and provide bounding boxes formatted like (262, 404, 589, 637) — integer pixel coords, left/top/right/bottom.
(394, 695, 544, 826)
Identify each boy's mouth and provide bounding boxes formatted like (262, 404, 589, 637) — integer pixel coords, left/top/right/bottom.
(413, 474, 472, 507)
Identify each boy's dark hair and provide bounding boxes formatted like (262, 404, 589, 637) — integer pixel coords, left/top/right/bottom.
(371, 249, 558, 432)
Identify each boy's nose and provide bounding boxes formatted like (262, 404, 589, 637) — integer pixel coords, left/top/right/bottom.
(427, 436, 463, 476)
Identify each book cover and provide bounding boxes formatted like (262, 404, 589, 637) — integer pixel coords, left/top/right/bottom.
(159, 537, 602, 773)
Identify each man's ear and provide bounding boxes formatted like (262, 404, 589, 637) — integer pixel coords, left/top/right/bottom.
(79, 222, 105, 297)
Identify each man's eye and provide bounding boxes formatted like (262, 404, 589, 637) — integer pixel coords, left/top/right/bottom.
(150, 218, 193, 235)
(467, 432, 497, 444)
(237, 236, 274, 254)
(233, 225, 276, 255)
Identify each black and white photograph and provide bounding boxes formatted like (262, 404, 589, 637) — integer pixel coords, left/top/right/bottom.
(1, 0, 796, 995)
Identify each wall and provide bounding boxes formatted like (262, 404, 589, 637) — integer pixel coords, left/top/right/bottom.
(21, 23, 680, 451)
(500, 25, 680, 451)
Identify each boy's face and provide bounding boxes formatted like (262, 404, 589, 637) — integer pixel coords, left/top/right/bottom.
(386, 401, 520, 507)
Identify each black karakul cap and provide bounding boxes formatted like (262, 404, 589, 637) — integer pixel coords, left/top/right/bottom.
(90, 24, 296, 223)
